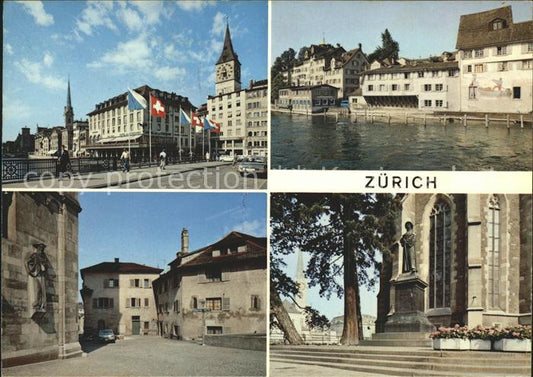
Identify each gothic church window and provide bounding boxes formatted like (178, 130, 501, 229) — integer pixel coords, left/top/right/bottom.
(488, 195, 500, 309)
(429, 200, 451, 309)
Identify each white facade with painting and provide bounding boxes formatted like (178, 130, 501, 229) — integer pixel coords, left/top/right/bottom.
(456, 6, 533, 113)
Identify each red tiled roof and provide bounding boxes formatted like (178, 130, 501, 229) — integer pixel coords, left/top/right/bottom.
(81, 261, 163, 278)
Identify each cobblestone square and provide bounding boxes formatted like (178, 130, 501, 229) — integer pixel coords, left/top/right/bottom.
(2, 336, 266, 376)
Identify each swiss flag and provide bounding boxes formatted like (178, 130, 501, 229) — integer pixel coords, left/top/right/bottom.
(191, 111, 202, 127)
(150, 95, 166, 118)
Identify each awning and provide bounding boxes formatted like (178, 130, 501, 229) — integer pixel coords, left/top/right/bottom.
(47, 150, 57, 155)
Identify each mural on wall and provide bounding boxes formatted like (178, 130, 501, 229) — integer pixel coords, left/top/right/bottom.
(469, 74, 512, 99)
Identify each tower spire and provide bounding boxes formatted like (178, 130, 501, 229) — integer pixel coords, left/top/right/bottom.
(64, 76, 74, 128)
(67, 76, 71, 108)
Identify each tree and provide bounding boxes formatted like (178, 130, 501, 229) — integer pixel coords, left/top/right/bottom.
(270, 193, 399, 345)
(368, 29, 400, 63)
(270, 48, 297, 103)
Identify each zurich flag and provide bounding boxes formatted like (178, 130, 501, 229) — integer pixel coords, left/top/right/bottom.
(180, 109, 191, 125)
(128, 88, 147, 110)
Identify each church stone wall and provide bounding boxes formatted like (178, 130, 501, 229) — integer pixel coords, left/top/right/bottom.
(1, 192, 82, 367)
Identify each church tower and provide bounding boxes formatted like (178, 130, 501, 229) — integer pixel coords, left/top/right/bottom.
(295, 250, 308, 311)
(215, 22, 241, 95)
(64, 78, 74, 129)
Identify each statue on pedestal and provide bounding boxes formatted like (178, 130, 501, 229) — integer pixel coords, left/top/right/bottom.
(26, 243, 48, 316)
(400, 221, 417, 273)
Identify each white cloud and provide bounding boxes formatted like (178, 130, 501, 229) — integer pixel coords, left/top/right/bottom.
(76, 1, 116, 36)
(177, 1, 215, 12)
(17, 58, 65, 90)
(117, 6, 142, 32)
(87, 34, 152, 71)
(154, 66, 186, 81)
(132, 1, 167, 25)
(5, 43, 14, 56)
(18, 1, 54, 26)
(43, 51, 54, 67)
(2, 96, 32, 124)
(172, 30, 194, 48)
(229, 219, 263, 236)
(211, 12, 226, 36)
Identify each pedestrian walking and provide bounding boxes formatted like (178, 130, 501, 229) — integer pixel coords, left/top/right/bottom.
(120, 148, 130, 172)
(57, 145, 71, 180)
(159, 149, 167, 170)
(205, 151, 210, 162)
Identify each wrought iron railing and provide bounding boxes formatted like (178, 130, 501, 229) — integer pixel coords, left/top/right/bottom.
(2, 156, 208, 183)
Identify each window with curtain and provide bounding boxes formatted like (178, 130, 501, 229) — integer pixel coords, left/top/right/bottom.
(429, 201, 451, 308)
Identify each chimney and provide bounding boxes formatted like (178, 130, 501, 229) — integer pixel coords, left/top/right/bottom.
(181, 228, 189, 254)
(249, 79, 254, 89)
(114, 258, 119, 264)
(358, 43, 362, 50)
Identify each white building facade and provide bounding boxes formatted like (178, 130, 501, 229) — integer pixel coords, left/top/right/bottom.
(456, 6, 533, 113)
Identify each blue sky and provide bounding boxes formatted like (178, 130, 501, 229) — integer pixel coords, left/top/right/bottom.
(78, 192, 266, 288)
(272, 1, 533, 63)
(281, 250, 378, 320)
(3, 1, 267, 141)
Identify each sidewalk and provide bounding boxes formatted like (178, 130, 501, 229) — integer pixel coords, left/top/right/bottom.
(3, 161, 230, 189)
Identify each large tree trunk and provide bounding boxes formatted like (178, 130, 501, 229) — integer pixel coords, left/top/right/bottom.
(340, 226, 361, 345)
(270, 285, 303, 345)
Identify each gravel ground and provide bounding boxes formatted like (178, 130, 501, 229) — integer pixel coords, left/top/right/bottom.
(2, 336, 266, 376)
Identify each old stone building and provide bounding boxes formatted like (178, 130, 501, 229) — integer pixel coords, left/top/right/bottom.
(153, 229, 267, 340)
(456, 6, 533, 113)
(86, 85, 196, 160)
(1, 192, 83, 367)
(376, 194, 532, 335)
(207, 23, 268, 157)
(360, 54, 460, 110)
(281, 41, 369, 99)
(80, 259, 162, 336)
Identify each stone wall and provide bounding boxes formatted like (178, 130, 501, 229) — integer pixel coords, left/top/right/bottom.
(519, 195, 532, 324)
(1, 192, 82, 367)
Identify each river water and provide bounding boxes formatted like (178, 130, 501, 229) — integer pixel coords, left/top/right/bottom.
(271, 113, 532, 171)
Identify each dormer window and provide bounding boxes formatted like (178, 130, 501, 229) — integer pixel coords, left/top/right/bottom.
(490, 19, 506, 31)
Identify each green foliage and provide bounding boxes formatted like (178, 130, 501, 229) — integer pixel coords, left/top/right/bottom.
(270, 48, 297, 103)
(368, 29, 400, 63)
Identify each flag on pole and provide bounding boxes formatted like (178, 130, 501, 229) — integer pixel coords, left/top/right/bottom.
(150, 95, 166, 118)
(180, 108, 191, 125)
(191, 112, 202, 128)
(203, 117, 212, 131)
(207, 117, 221, 133)
(127, 88, 147, 110)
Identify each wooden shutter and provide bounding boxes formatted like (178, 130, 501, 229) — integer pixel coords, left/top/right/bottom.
(126, 298, 130, 308)
(109, 298, 114, 309)
(93, 298, 97, 309)
(222, 297, 230, 311)
(130, 279, 134, 287)
(104, 279, 108, 288)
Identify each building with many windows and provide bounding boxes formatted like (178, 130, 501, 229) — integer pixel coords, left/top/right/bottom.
(376, 194, 531, 334)
(153, 229, 267, 341)
(456, 6, 533, 113)
(281, 41, 369, 99)
(278, 84, 339, 113)
(207, 24, 268, 157)
(86, 85, 196, 160)
(80, 259, 162, 336)
(360, 54, 460, 110)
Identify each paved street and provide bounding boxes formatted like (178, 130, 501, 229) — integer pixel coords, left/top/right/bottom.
(3, 336, 266, 376)
(3, 161, 267, 190)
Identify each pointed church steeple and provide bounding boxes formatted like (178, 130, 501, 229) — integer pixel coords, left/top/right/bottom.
(295, 250, 307, 310)
(215, 20, 241, 95)
(64, 77, 74, 128)
(217, 22, 239, 65)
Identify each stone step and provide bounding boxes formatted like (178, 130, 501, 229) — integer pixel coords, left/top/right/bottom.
(270, 345, 530, 359)
(371, 332, 431, 340)
(270, 349, 532, 366)
(270, 357, 531, 377)
(361, 339, 433, 347)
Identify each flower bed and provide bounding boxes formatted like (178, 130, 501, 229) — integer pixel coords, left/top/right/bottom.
(430, 324, 531, 352)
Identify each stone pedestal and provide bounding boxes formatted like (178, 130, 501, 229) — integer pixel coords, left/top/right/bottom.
(384, 273, 434, 333)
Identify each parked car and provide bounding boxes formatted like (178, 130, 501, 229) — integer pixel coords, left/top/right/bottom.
(237, 157, 267, 177)
(98, 329, 116, 343)
(219, 154, 234, 162)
